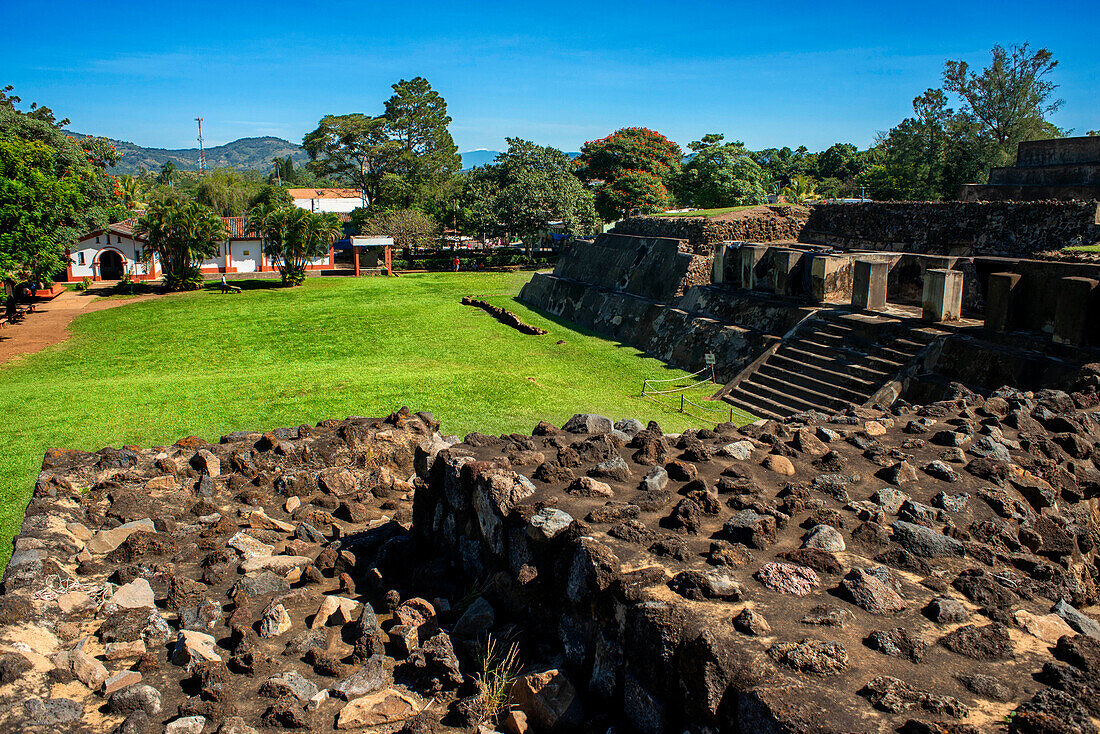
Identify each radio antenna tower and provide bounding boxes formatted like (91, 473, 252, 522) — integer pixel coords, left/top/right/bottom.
(195, 117, 206, 175)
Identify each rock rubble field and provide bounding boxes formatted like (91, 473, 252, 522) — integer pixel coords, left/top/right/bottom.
(3, 378, 1100, 733)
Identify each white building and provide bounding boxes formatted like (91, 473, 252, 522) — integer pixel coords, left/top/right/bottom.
(67, 216, 336, 282)
(288, 188, 365, 214)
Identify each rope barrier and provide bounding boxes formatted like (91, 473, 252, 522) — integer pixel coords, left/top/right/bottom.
(639, 361, 756, 425)
(642, 376, 716, 395)
(641, 366, 709, 383)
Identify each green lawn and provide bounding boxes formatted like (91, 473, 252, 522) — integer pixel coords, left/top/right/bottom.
(0, 271, 720, 568)
(1063, 245, 1100, 253)
(652, 205, 760, 218)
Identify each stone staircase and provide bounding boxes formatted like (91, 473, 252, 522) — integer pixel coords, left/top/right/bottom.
(720, 310, 942, 420)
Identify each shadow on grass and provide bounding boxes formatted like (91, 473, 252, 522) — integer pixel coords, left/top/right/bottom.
(201, 279, 289, 293)
(508, 295, 688, 376)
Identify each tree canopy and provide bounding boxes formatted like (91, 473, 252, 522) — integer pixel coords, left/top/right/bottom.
(576, 127, 683, 221)
(676, 137, 768, 208)
(355, 208, 440, 252)
(458, 139, 597, 248)
(0, 86, 125, 281)
(943, 43, 1062, 166)
(303, 77, 460, 214)
(384, 77, 461, 208)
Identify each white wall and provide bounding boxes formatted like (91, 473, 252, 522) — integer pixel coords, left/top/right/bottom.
(71, 233, 155, 279)
(292, 197, 363, 214)
(230, 239, 261, 273)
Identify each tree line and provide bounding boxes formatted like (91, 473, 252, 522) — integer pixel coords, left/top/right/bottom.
(0, 43, 1081, 290)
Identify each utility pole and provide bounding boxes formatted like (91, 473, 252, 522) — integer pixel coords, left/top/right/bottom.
(195, 117, 206, 175)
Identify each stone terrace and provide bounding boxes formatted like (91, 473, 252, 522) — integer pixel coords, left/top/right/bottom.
(2, 389, 1100, 732)
(413, 384, 1100, 733)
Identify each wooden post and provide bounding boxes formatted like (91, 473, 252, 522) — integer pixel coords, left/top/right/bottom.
(384, 245, 392, 274)
(354, 245, 361, 277)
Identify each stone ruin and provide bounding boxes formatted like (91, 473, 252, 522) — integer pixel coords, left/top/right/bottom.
(960, 137, 1100, 204)
(3, 387, 1100, 733)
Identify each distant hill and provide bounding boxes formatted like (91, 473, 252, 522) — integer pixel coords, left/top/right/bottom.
(65, 132, 577, 176)
(459, 150, 502, 169)
(65, 133, 311, 175)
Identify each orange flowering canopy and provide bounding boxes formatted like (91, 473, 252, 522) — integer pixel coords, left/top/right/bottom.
(576, 128, 683, 221)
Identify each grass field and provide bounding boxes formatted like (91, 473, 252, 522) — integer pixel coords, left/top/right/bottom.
(1063, 244, 1100, 253)
(0, 271, 723, 568)
(652, 205, 760, 218)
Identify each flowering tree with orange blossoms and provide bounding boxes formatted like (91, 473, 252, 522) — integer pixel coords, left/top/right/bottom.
(576, 127, 682, 221)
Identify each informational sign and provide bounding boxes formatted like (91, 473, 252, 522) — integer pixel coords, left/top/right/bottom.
(704, 353, 716, 366)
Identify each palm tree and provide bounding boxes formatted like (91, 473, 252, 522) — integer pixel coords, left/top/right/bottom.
(135, 199, 225, 290)
(248, 205, 340, 286)
(157, 160, 177, 187)
(118, 175, 147, 211)
(780, 175, 819, 205)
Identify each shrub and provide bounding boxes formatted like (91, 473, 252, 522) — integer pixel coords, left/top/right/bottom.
(74, 277, 92, 292)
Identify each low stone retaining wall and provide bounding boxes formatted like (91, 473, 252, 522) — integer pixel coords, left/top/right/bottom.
(413, 391, 1100, 733)
(614, 207, 810, 253)
(6, 389, 1100, 732)
(519, 273, 771, 383)
(801, 201, 1100, 257)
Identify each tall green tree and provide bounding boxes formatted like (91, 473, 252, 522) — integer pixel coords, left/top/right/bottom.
(303, 113, 396, 207)
(134, 199, 225, 291)
(247, 205, 340, 286)
(861, 89, 993, 201)
(194, 169, 257, 216)
(0, 87, 124, 281)
(576, 127, 683, 220)
(383, 77, 461, 208)
(157, 160, 177, 187)
(676, 137, 768, 208)
(458, 139, 597, 253)
(943, 43, 1063, 166)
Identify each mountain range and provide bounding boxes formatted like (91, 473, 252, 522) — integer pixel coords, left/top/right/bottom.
(65, 133, 310, 175)
(64, 133, 577, 175)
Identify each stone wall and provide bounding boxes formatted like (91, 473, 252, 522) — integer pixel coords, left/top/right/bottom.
(413, 393, 1100, 734)
(800, 201, 1100, 256)
(519, 275, 771, 383)
(613, 207, 810, 254)
(519, 232, 808, 381)
(555, 233, 710, 301)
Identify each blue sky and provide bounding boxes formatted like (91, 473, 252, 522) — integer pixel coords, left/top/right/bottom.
(4, 0, 1097, 154)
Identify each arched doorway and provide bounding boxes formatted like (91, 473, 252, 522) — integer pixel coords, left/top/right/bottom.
(99, 250, 124, 280)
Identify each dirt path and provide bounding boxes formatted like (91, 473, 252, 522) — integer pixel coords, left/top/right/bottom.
(0, 285, 158, 366)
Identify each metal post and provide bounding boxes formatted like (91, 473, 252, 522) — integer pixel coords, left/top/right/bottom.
(729, 407, 733, 423)
(680, 394, 684, 413)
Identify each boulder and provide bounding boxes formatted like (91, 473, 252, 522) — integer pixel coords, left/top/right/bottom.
(562, 414, 613, 434)
(511, 669, 582, 730)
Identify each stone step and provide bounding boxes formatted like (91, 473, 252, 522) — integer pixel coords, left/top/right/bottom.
(768, 351, 885, 391)
(756, 363, 873, 404)
(724, 387, 792, 421)
(796, 339, 907, 374)
(872, 343, 924, 364)
(739, 378, 830, 415)
(778, 345, 895, 382)
(749, 370, 855, 412)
